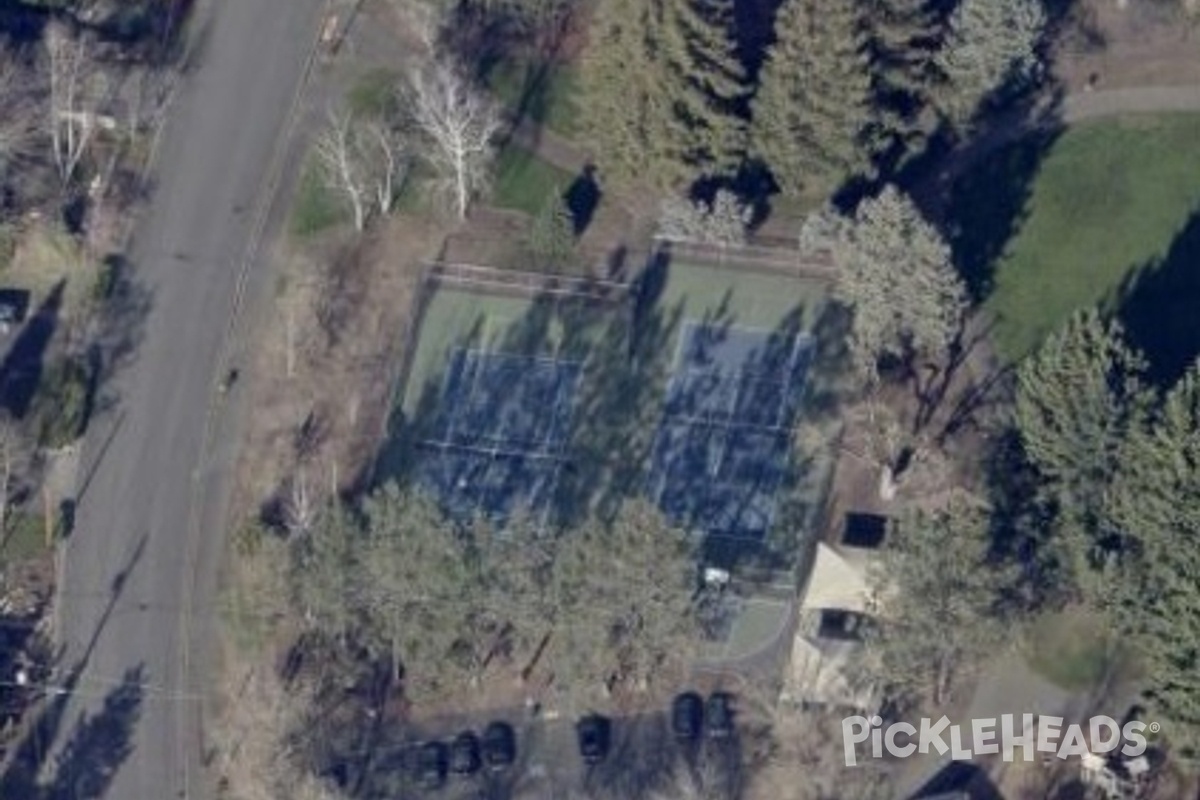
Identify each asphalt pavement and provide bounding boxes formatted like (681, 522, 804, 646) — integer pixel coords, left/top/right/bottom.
(49, 0, 326, 797)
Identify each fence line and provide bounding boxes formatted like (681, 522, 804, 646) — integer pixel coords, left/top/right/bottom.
(654, 237, 839, 283)
(427, 261, 634, 302)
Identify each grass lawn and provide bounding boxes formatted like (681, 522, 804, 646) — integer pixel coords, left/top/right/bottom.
(979, 113, 1200, 360)
(289, 158, 346, 237)
(485, 59, 581, 137)
(491, 144, 573, 216)
(1022, 606, 1136, 692)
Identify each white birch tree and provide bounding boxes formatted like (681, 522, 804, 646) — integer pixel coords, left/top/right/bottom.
(45, 21, 112, 187)
(315, 110, 407, 231)
(408, 62, 501, 219)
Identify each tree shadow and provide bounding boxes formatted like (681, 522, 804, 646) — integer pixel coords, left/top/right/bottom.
(563, 164, 601, 236)
(903, 89, 1066, 302)
(1115, 208, 1200, 390)
(0, 280, 64, 418)
(43, 666, 144, 800)
(0, 533, 147, 798)
(87, 253, 155, 416)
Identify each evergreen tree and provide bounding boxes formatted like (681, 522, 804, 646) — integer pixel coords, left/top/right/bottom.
(862, 0, 940, 169)
(801, 185, 966, 382)
(1108, 369, 1200, 752)
(579, 0, 748, 190)
(933, 0, 1046, 129)
(1014, 310, 1151, 593)
(526, 190, 577, 272)
(659, 0, 749, 177)
(863, 498, 1012, 707)
(750, 0, 874, 202)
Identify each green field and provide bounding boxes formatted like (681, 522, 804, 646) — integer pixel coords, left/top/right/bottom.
(382, 253, 837, 564)
(976, 113, 1200, 360)
(486, 59, 581, 137)
(491, 144, 573, 216)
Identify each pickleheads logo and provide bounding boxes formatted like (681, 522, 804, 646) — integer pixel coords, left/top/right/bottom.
(841, 714, 1155, 767)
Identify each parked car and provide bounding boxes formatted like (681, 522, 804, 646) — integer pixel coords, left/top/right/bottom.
(706, 692, 734, 738)
(671, 692, 704, 741)
(576, 714, 611, 764)
(449, 731, 481, 775)
(416, 740, 449, 789)
(481, 721, 517, 772)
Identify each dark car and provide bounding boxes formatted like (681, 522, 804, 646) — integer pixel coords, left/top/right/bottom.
(576, 714, 611, 764)
(706, 692, 734, 738)
(672, 692, 704, 740)
(416, 740, 449, 789)
(481, 721, 517, 772)
(450, 731, 482, 775)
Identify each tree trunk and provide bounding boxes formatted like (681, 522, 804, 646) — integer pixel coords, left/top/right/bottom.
(454, 147, 468, 219)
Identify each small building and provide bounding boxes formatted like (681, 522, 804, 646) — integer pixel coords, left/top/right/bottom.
(780, 534, 882, 712)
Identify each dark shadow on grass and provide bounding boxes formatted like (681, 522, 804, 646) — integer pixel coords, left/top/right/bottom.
(0, 281, 63, 418)
(903, 89, 1066, 303)
(1115, 209, 1200, 390)
(563, 164, 601, 236)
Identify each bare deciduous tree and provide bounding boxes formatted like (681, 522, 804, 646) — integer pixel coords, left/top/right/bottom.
(45, 21, 112, 187)
(0, 56, 45, 185)
(0, 412, 25, 530)
(315, 111, 370, 232)
(408, 62, 500, 219)
(658, 189, 751, 246)
(315, 110, 408, 231)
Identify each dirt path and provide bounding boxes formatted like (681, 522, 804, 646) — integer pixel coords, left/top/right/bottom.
(506, 115, 592, 174)
(1063, 84, 1200, 121)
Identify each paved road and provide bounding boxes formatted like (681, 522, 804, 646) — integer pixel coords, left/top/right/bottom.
(49, 0, 326, 797)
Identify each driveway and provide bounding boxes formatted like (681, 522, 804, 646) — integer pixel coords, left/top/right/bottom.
(40, 0, 327, 797)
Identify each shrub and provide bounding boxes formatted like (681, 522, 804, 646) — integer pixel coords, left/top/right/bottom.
(33, 357, 92, 449)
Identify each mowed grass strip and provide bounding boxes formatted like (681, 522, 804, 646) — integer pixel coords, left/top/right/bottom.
(491, 144, 572, 216)
(985, 113, 1200, 360)
(486, 59, 581, 137)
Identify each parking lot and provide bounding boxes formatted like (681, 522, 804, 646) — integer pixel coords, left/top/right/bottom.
(341, 695, 744, 799)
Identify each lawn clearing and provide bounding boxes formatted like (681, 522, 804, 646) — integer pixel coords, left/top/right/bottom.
(1022, 606, 1136, 692)
(485, 58, 581, 136)
(289, 158, 346, 237)
(491, 144, 573, 216)
(980, 113, 1200, 360)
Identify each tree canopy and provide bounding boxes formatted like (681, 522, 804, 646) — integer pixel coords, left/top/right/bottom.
(578, 0, 748, 190)
(1014, 309, 1151, 593)
(801, 185, 967, 382)
(288, 485, 699, 704)
(864, 498, 1012, 707)
(750, 0, 874, 201)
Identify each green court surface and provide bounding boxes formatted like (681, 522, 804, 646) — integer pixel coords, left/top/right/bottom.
(658, 259, 830, 335)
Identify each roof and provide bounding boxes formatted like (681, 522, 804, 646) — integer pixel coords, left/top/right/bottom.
(779, 632, 876, 712)
(801, 542, 873, 614)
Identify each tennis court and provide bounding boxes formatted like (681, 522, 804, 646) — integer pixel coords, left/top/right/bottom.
(382, 254, 836, 548)
(648, 322, 814, 541)
(415, 347, 582, 519)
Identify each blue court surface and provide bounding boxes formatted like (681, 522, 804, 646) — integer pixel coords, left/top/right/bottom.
(417, 348, 581, 520)
(648, 322, 812, 540)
